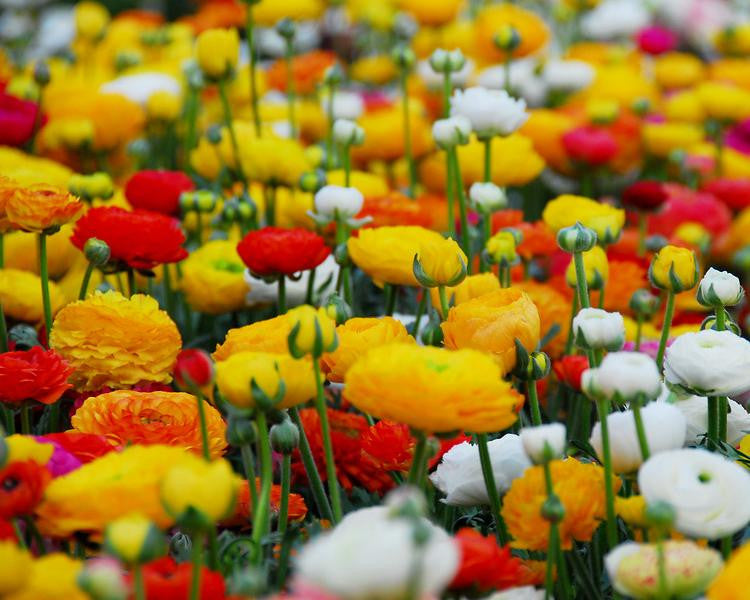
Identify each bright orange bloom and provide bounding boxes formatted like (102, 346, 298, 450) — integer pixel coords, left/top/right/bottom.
(360, 420, 414, 473)
(450, 528, 526, 592)
(266, 50, 337, 95)
(430, 273, 501, 318)
(521, 109, 576, 174)
(224, 479, 308, 528)
(0, 461, 51, 519)
(357, 192, 434, 228)
(212, 315, 292, 361)
(6, 184, 82, 233)
(441, 288, 541, 375)
(502, 458, 616, 551)
(590, 259, 648, 315)
(515, 280, 571, 359)
(475, 4, 549, 60)
(0, 176, 20, 234)
(70, 390, 227, 459)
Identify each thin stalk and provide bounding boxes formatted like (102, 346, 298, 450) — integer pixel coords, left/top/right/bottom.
(240, 443, 258, 518)
(277, 276, 286, 315)
(284, 39, 298, 140)
(289, 407, 333, 521)
(342, 145, 351, 186)
(163, 264, 177, 317)
(543, 463, 557, 600)
(133, 565, 146, 600)
(313, 359, 342, 523)
(189, 533, 204, 600)
(384, 283, 397, 316)
(482, 137, 492, 182)
(719, 396, 728, 444)
(564, 293, 579, 355)
(251, 410, 273, 564)
(438, 286, 450, 319)
(335, 220, 353, 306)
(716, 305, 727, 331)
(444, 151, 456, 238)
(573, 251, 590, 309)
(450, 148, 471, 268)
(78, 262, 95, 300)
(400, 70, 417, 199)
(407, 431, 428, 485)
(38, 234, 53, 337)
(722, 535, 732, 559)
(634, 314, 644, 352)
(412, 291, 427, 338)
(127, 268, 136, 298)
(656, 540, 667, 600)
(441, 70, 452, 118)
(480, 216, 491, 273)
(246, 4, 262, 136)
(13, 520, 26, 549)
(305, 267, 316, 305)
(655, 291, 675, 371)
(278, 454, 291, 534)
(707, 396, 719, 451)
(631, 401, 650, 462)
(527, 381, 542, 426)
(217, 80, 247, 185)
(194, 389, 211, 461)
(477, 432, 507, 543)
(325, 83, 336, 169)
(596, 398, 618, 549)
(20, 405, 31, 435)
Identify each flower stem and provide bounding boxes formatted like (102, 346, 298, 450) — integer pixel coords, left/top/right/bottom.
(127, 268, 136, 297)
(477, 432, 507, 544)
(245, 4, 262, 137)
(38, 234, 53, 338)
(656, 539, 668, 600)
(277, 276, 286, 315)
(718, 396, 728, 444)
(655, 291, 675, 371)
(313, 359, 342, 523)
(133, 565, 146, 600)
(240, 443, 258, 517)
(20, 405, 31, 435)
(707, 396, 720, 451)
(325, 82, 336, 169)
(438, 286, 450, 319)
(251, 410, 273, 564)
(343, 145, 351, 187)
(399, 70, 417, 199)
(564, 293, 579, 355)
(305, 267, 317, 305)
(278, 453, 291, 535)
(217, 79, 247, 186)
(528, 381, 543, 426)
(289, 406, 334, 521)
(412, 291, 427, 338)
(407, 430, 428, 485)
(189, 532, 204, 600)
(483, 137, 492, 182)
(631, 400, 650, 463)
(480, 215, 491, 273)
(335, 220, 353, 306)
(384, 283, 397, 316)
(194, 388, 211, 461)
(444, 150, 455, 238)
(441, 70, 452, 118)
(572, 250, 590, 309)
(542, 463, 557, 600)
(596, 398, 618, 549)
(78, 262, 95, 300)
(284, 39, 298, 140)
(450, 148, 471, 268)
(716, 304, 727, 330)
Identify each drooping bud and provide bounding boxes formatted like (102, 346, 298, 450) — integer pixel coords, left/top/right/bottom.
(324, 293, 352, 325)
(629, 289, 660, 318)
(33, 60, 50, 87)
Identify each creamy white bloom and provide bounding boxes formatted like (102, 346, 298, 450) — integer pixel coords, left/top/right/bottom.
(664, 394, 750, 446)
(432, 116, 472, 149)
(542, 59, 595, 92)
(482, 587, 546, 600)
(321, 90, 364, 121)
(294, 506, 459, 599)
(520, 424, 566, 464)
(314, 185, 364, 219)
(430, 435, 531, 505)
(469, 182, 507, 213)
(475, 60, 547, 107)
(572, 308, 625, 351)
(417, 57, 473, 90)
(244, 255, 337, 307)
(638, 448, 750, 539)
(332, 118, 364, 146)
(581, 351, 661, 402)
(100, 72, 182, 107)
(581, 0, 651, 40)
(697, 267, 744, 307)
(450, 86, 528, 138)
(257, 21, 320, 57)
(664, 330, 750, 397)
(590, 403, 686, 473)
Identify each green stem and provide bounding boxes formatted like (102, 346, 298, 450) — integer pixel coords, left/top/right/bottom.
(284, 40, 298, 140)
(195, 212, 203, 246)
(656, 539, 668, 600)
(127, 268, 136, 298)
(20, 405, 31, 435)
(596, 399, 618, 549)
(450, 149, 471, 268)
(444, 151, 455, 238)
(438, 286, 450, 320)
(278, 453, 291, 534)
(441, 70, 452, 118)
(637, 212, 647, 258)
(29, 89, 44, 153)
(277, 276, 286, 315)
(13, 520, 26, 549)
(631, 401, 650, 463)
(325, 83, 336, 169)
(189, 533, 204, 600)
(343, 146, 351, 187)
(38, 234, 53, 337)
(564, 293, 579, 356)
(412, 291, 427, 338)
(719, 396, 728, 445)
(246, 4, 262, 137)
(722, 535, 732, 560)
(635, 313, 643, 352)
(707, 396, 720, 451)
(477, 432, 507, 544)
(400, 70, 417, 199)
(335, 221, 353, 306)
(251, 410, 273, 564)
(716, 305, 727, 330)
(482, 137, 492, 182)
(480, 215, 491, 273)
(528, 381, 542, 426)
(217, 79, 247, 185)
(407, 431, 428, 485)
(655, 291, 675, 372)
(288, 407, 333, 521)
(133, 565, 146, 600)
(313, 360, 342, 523)
(598, 280, 606, 309)
(240, 443, 258, 519)
(78, 262, 95, 300)
(384, 283, 397, 316)
(573, 251, 590, 309)
(0, 304, 8, 353)
(194, 389, 211, 461)
(543, 464, 556, 600)
(305, 267, 316, 305)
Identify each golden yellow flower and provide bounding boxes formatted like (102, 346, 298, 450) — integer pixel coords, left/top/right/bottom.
(642, 122, 705, 158)
(325, 169, 389, 197)
(348, 225, 446, 287)
(654, 53, 705, 89)
(146, 90, 181, 122)
(350, 55, 397, 85)
(195, 28, 240, 80)
(0, 268, 65, 323)
(286, 304, 337, 357)
(707, 542, 750, 600)
(226, 136, 311, 187)
(105, 514, 163, 565)
(189, 137, 222, 181)
(36, 445, 199, 536)
(710, 58, 750, 90)
(74, 1, 109, 40)
(697, 82, 750, 122)
(71, 390, 227, 459)
(0, 177, 19, 234)
(343, 343, 522, 433)
(0, 542, 32, 596)
(0, 147, 72, 189)
(160, 458, 239, 523)
(714, 24, 750, 56)
(581, 64, 658, 108)
(486, 231, 518, 264)
(6, 435, 54, 465)
(441, 288, 541, 375)
(662, 90, 705, 123)
(542, 194, 625, 243)
(615, 495, 648, 529)
(502, 459, 612, 550)
(351, 103, 433, 163)
(649, 244, 699, 292)
(50, 291, 181, 391)
(414, 237, 467, 287)
(565, 245, 609, 289)
(213, 314, 292, 360)
(253, 0, 324, 25)
(399, 0, 462, 26)
(321, 317, 414, 383)
(215, 351, 317, 409)
(5, 225, 78, 278)
(430, 273, 501, 318)
(475, 4, 549, 60)
(515, 280, 573, 359)
(5, 554, 85, 600)
(6, 184, 82, 233)
(180, 240, 248, 315)
(42, 117, 95, 151)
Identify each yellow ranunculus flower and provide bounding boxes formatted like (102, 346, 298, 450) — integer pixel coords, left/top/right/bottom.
(642, 122, 704, 158)
(430, 273, 501, 318)
(253, 0, 324, 25)
(104, 514, 164, 565)
(74, 1, 109, 40)
(43, 117, 96, 150)
(160, 458, 239, 524)
(697, 82, 750, 122)
(325, 170, 389, 197)
(714, 24, 750, 56)
(223, 136, 311, 188)
(441, 288, 541, 376)
(582, 65, 658, 108)
(399, 0, 462, 26)
(662, 91, 705, 123)
(215, 351, 317, 409)
(414, 237, 467, 287)
(649, 245, 699, 292)
(708, 542, 750, 599)
(348, 225, 446, 287)
(287, 304, 338, 357)
(0, 268, 65, 323)
(6, 553, 86, 600)
(654, 53, 705, 90)
(542, 194, 625, 244)
(189, 137, 222, 181)
(486, 231, 518, 264)
(475, 4, 549, 60)
(565, 245, 609, 290)
(213, 314, 292, 360)
(350, 55, 397, 85)
(195, 28, 240, 80)
(180, 240, 248, 315)
(0, 542, 32, 596)
(5, 435, 54, 466)
(321, 317, 415, 383)
(146, 91, 181, 122)
(344, 343, 523, 433)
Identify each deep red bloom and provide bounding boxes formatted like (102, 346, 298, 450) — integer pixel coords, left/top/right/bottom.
(553, 355, 589, 392)
(71, 206, 188, 271)
(237, 226, 330, 277)
(621, 180, 669, 212)
(0, 92, 43, 147)
(174, 349, 214, 389)
(636, 26, 678, 55)
(0, 520, 15, 541)
(0, 461, 51, 519)
(136, 557, 226, 600)
(429, 433, 472, 469)
(648, 184, 731, 237)
(450, 528, 525, 592)
(0, 346, 73, 405)
(361, 420, 414, 472)
(562, 126, 618, 166)
(124, 170, 194, 216)
(702, 178, 750, 212)
(39, 432, 114, 464)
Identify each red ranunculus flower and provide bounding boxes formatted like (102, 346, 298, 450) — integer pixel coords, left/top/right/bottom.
(134, 557, 226, 600)
(450, 528, 525, 592)
(0, 346, 73, 405)
(553, 355, 589, 392)
(702, 178, 750, 212)
(0, 461, 51, 519)
(649, 184, 731, 237)
(562, 126, 619, 166)
(237, 226, 330, 277)
(622, 180, 669, 212)
(124, 170, 194, 215)
(174, 349, 214, 389)
(360, 420, 414, 472)
(71, 206, 188, 271)
(39, 432, 114, 464)
(0, 92, 43, 147)
(636, 26, 678, 55)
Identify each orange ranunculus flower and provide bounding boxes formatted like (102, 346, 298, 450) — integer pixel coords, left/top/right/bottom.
(441, 288, 541, 375)
(223, 478, 308, 527)
(0, 460, 51, 520)
(357, 192, 434, 229)
(520, 109, 576, 174)
(515, 280, 571, 359)
(212, 314, 292, 361)
(70, 390, 227, 459)
(475, 4, 549, 60)
(590, 259, 648, 315)
(400, 0, 462, 26)
(430, 273, 501, 318)
(266, 50, 336, 95)
(6, 185, 83, 233)
(321, 317, 415, 383)
(0, 176, 20, 234)
(351, 104, 433, 163)
(502, 458, 617, 551)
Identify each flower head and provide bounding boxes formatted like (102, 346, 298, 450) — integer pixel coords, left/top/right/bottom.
(287, 304, 338, 358)
(6, 185, 82, 233)
(543, 195, 625, 244)
(450, 87, 528, 139)
(697, 267, 744, 307)
(565, 245, 609, 290)
(0, 268, 65, 323)
(195, 28, 239, 80)
(0, 346, 72, 405)
(124, 170, 194, 216)
(622, 180, 669, 212)
(0, 541, 32, 595)
(562, 126, 618, 166)
(572, 308, 625, 352)
(649, 244, 699, 292)
(237, 227, 330, 278)
(181, 240, 248, 314)
(104, 514, 165, 565)
(581, 351, 661, 403)
(413, 237, 467, 288)
(450, 528, 526, 592)
(0, 460, 51, 519)
(708, 542, 750, 599)
(430, 273, 501, 318)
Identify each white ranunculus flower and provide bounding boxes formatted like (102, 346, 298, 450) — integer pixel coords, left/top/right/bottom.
(321, 90, 364, 121)
(430, 435, 531, 505)
(332, 118, 364, 146)
(664, 394, 750, 446)
(257, 21, 321, 57)
(697, 267, 744, 307)
(638, 448, 750, 539)
(475, 60, 548, 107)
(101, 72, 182, 107)
(293, 506, 459, 599)
(450, 86, 528, 138)
(481, 586, 546, 600)
(580, 0, 651, 40)
(469, 182, 507, 213)
(572, 308, 625, 351)
(432, 116, 472, 149)
(664, 330, 750, 397)
(520, 424, 566, 464)
(590, 402, 686, 473)
(314, 185, 364, 219)
(581, 351, 661, 402)
(244, 255, 337, 307)
(542, 59, 595, 92)
(417, 57, 474, 90)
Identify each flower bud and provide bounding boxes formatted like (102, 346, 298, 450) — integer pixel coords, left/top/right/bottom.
(386, 485, 428, 519)
(391, 44, 415, 70)
(169, 532, 192, 561)
(180, 190, 218, 214)
(146, 91, 181, 122)
(446, 49, 466, 72)
(195, 28, 240, 80)
(631, 97, 651, 116)
(226, 415, 256, 446)
(431, 116, 471, 149)
(541, 495, 565, 523)
(556, 222, 597, 253)
(314, 185, 364, 220)
(413, 238, 467, 288)
(334, 243, 349, 266)
(485, 230, 518, 266)
(581, 351, 661, 405)
(87, 172, 114, 199)
(645, 234, 669, 253)
(428, 49, 450, 73)
(206, 124, 223, 145)
(587, 98, 619, 125)
(270, 418, 300, 454)
(697, 267, 744, 307)
(75, 1, 110, 40)
(8, 324, 39, 350)
(525, 351, 551, 381)
(115, 50, 142, 72)
(324, 293, 352, 325)
(84, 238, 111, 266)
(521, 423, 567, 464)
(299, 170, 327, 194)
(649, 244, 699, 292)
(77, 558, 128, 600)
(287, 304, 338, 359)
(104, 515, 166, 565)
(332, 119, 365, 147)
(629, 289, 660, 318)
(174, 349, 214, 390)
(700, 313, 742, 335)
(565, 245, 608, 291)
(220, 195, 256, 227)
(572, 308, 625, 352)
(275, 18, 296, 40)
(33, 60, 50, 87)
(469, 182, 507, 214)
(493, 25, 521, 53)
(323, 63, 344, 87)
(420, 316, 444, 347)
(644, 500, 676, 531)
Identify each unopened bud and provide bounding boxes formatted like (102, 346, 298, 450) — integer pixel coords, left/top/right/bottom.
(33, 60, 50, 87)
(557, 222, 597, 253)
(493, 25, 521, 53)
(270, 418, 300, 454)
(84, 238, 111, 266)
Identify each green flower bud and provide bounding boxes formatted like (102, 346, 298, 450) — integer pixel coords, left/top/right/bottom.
(324, 293, 353, 325)
(84, 238, 111, 266)
(115, 50, 142, 72)
(526, 351, 551, 381)
(334, 242, 349, 267)
(8, 324, 39, 350)
(206, 124, 223, 145)
(541, 494, 565, 523)
(276, 18, 296, 40)
(169, 532, 192, 562)
(323, 63, 344, 87)
(556, 222, 597, 254)
(644, 500, 676, 531)
(447, 49, 466, 72)
(428, 49, 449, 73)
(270, 418, 300, 454)
(104, 515, 166, 565)
(420, 316, 444, 347)
(299, 169, 327, 193)
(700, 314, 741, 335)
(33, 60, 50, 87)
(391, 44, 415, 70)
(226, 415, 256, 447)
(493, 25, 521, 53)
(629, 289, 660, 318)
(631, 97, 651, 116)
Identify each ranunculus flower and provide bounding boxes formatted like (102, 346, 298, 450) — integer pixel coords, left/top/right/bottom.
(71, 206, 187, 271)
(432, 115, 472, 149)
(572, 308, 625, 352)
(581, 351, 661, 403)
(6, 185, 83, 234)
(562, 126, 618, 166)
(702, 178, 750, 211)
(621, 180, 669, 212)
(173, 349, 214, 389)
(639, 448, 750, 539)
(636, 26, 678, 55)
(136, 557, 226, 600)
(553, 355, 589, 391)
(648, 184, 731, 238)
(0, 346, 73, 405)
(313, 185, 364, 220)
(430, 435, 531, 505)
(667, 394, 750, 447)
(0, 92, 43, 147)
(0, 461, 51, 519)
(649, 244, 698, 292)
(449, 528, 525, 592)
(520, 424, 567, 464)
(697, 267, 744, 307)
(237, 226, 330, 278)
(450, 86, 528, 138)
(124, 170, 194, 216)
